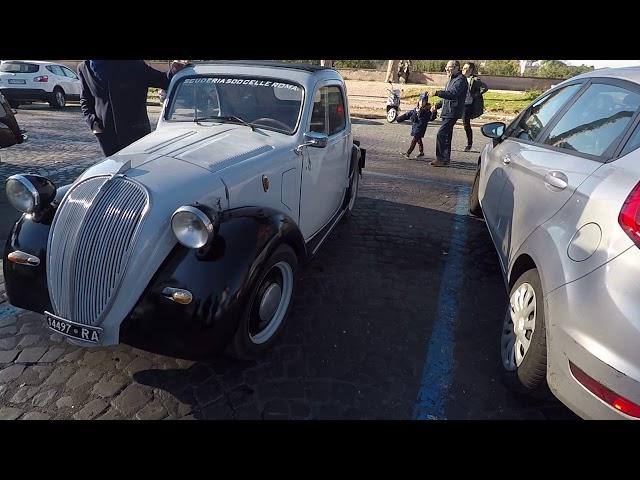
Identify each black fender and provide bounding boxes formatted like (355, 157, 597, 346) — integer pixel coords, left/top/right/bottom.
(119, 206, 306, 359)
(2, 184, 71, 314)
(342, 142, 365, 211)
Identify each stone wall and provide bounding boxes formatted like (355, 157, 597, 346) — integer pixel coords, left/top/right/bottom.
(337, 68, 560, 91)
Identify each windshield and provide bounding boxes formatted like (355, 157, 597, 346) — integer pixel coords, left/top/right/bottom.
(166, 76, 304, 134)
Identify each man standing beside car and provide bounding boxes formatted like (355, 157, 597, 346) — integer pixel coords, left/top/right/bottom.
(77, 60, 187, 157)
(430, 60, 468, 167)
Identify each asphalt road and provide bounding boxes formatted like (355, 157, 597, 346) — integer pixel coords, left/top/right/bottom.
(0, 104, 578, 419)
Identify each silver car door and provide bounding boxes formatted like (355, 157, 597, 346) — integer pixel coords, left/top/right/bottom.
(479, 135, 511, 241)
(499, 81, 640, 269)
(491, 82, 585, 268)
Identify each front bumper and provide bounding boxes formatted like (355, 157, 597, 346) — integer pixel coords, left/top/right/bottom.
(546, 245, 640, 419)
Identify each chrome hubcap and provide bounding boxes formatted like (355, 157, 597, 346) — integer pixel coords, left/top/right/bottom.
(56, 92, 64, 105)
(259, 283, 282, 325)
(249, 261, 293, 345)
(501, 282, 536, 371)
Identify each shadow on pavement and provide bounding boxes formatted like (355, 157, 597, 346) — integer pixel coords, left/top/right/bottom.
(13, 104, 82, 113)
(131, 195, 574, 420)
(351, 118, 384, 126)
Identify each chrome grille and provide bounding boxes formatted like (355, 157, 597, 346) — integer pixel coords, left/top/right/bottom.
(47, 176, 149, 326)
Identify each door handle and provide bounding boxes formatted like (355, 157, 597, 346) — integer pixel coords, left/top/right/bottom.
(502, 154, 512, 165)
(544, 172, 568, 190)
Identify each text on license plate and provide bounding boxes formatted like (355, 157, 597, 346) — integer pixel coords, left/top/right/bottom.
(8, 79, 26, 84)
(45, 312, 102, 343)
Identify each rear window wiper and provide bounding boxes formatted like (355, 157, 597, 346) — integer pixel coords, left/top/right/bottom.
(193, 115, 256, 131)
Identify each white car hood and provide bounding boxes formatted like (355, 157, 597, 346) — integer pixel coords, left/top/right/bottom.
(115, 123, 275, 174)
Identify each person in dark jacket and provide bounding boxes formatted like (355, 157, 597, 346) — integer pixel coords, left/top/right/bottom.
(430, 60, 469, 167)
(461, 62, 489, 151)
(397, 93, 437, 159)
(77, 60, 187, 157)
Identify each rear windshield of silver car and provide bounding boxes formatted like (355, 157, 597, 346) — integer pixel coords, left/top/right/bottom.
(0, 62, 39, 73)
(166, 76, 304, 135)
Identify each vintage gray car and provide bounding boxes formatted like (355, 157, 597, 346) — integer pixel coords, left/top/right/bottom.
(3, 61, 365, 359)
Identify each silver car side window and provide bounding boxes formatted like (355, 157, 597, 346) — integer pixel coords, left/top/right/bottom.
(510, 84, 582, 142)
(310, 87, 328, 134)
(62, 66, 78, 80)
(620, 122, 640, 157)
(545, 83, 640, 157)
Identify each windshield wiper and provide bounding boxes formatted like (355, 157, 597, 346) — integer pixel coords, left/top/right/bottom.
(193, 115, 256, 131)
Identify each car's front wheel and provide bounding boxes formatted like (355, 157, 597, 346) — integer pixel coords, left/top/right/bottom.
(49, 88, 65, 109)
(226, 244, 298, 360)
(469, 164, 482, 217)
(500, 268, 551, 397)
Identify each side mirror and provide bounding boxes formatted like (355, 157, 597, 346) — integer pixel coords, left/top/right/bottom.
(481, 122, 506, 140)
(295, 131, 328, 155)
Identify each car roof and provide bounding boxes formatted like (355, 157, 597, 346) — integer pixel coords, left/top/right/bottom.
(180, 61, 343, 88)
(0, 60, 66, 66)
(193, 60, 333, 73)
(566, 66, 640, 85)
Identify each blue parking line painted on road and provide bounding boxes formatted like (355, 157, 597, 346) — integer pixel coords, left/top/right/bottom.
(413, 187, 469, 420)
(0, 303, 21, 321)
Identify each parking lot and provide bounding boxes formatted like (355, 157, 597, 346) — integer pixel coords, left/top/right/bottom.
(0, 104, 577, 419)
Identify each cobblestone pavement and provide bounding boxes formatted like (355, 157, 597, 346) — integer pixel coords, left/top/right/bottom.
(0, 104, 577, 420)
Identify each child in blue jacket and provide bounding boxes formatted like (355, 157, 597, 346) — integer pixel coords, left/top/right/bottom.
(397, 93, 437, 159)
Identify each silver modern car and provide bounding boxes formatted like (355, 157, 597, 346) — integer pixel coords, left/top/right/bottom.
(470, 67, 640, 419)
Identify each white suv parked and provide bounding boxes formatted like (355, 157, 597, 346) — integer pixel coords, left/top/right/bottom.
(0, 60, 81, 109)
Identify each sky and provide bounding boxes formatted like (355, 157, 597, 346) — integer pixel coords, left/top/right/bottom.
(564, 60, 640, 69)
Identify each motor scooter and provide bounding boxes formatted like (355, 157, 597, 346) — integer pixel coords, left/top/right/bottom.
(386, 81, 401, 123)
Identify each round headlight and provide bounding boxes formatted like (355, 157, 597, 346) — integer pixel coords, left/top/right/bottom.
(5, 175, 39, 213)
(171, 206, 215, 249)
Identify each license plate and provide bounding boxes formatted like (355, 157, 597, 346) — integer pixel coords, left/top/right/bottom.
(45, 311, 102, 344)
(8, 79, 26, 84)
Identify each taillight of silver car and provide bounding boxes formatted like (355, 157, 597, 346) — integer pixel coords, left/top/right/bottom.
(33, 76, 48, 82)
(619, 181, 640, 246)
(569, 361, 640, 418)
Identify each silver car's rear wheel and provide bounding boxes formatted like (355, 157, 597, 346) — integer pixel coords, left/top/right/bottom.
(501, 282, 536, 370)
(500, 268, 550, 397)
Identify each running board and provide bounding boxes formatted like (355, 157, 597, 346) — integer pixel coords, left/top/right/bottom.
(305, 207, 346, 259)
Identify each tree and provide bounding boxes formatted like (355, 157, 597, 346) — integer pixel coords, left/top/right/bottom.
(535, 60, 594, 79)
(481, 60, 520, 76)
